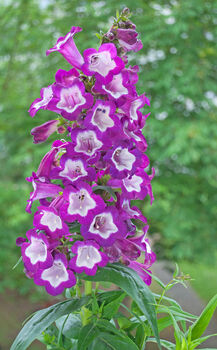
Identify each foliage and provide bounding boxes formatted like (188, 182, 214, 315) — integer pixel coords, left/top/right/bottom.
(11, 264, 217, 350)
(0, 0, 216, 294)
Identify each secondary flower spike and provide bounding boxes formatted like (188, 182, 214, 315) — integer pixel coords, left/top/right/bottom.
(18, 8, 156, 296)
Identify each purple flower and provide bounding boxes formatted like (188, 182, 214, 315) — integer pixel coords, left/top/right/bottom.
(116, 28, 143, 52)
(51, 152, 96, 184)
(29, 85, 54, 117)
(52, 79, 93, 121)
(121, 168, 154, 202)
(120, 94, 150, 123)
(26, 174, 62, 213)
(126, 260, 152, 285)
(33, 206, 69, 238)
(94, 70, 133, 101)
(81, 206, 127, 246)
(55, 68, 80, 86)
(46, 26, 84, 69)
(60, 182, 105, 223)
(21, 230, 53, 272)
(104, 141, 145, 179)
(31, 120, 59, 144)
(118, 196, 147, 223)
(82, 43, 124, 84)
(34, 253, 76, 296)
(70, 128, 104, 162)
(84, 100, 115, 132)
(69, 240, 108, 275)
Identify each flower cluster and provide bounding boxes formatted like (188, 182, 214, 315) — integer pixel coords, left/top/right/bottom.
(17, 9, 156, 296)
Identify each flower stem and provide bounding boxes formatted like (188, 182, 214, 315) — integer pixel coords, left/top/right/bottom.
(85, 281, 92, 296)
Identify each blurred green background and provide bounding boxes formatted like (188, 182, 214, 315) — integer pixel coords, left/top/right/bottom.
(0, 0, 216, 348)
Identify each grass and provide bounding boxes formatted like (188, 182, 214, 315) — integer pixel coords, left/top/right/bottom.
(180, 261, 217, 303)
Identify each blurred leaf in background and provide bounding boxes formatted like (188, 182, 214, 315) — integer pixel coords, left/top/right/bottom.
(0, 0, 216, 295)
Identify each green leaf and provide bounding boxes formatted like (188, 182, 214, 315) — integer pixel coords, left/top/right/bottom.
(77, 323, 100, 350)
(81, 263, 161, 349)
(190, 333, 217, 349)
(102, 293, 126, 319)
(11, 296, 90, 350)
(92, 185, 117, 201)
(56, 313, 82, 339)
(147, 337, 175, 350)
(97, 290, 124, 305)
(191, 294, 217, 340)
(89, 332, 139, 350)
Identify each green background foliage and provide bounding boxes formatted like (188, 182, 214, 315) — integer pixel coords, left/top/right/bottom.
(0, 0, 216, 295)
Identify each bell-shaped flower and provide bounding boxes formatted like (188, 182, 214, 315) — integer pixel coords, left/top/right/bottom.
(118, 196, 147, 223)
(36, 140, 68, 181)
(51, 152, 96, 185)
(34, 253, 76, 296)
(115, 28, 143, 52)
(21, 230, 53, 272)
(94, 70, 134, 102)
(69, 240, 108, 275)
(84, 100, 115, 132)
(52, 79, 93, 121)
(55, 68, 80, 87)
(121, 168, 154, 202)
(82, 43, 124, 84)
(29, 85, 54, 117)
(70, 127, 107, 164)
(33, 206, 69, 238)
(126, 260, 152, 285)
(46, 26, 84, 69)
(31, 120, 59, 144)
(120, 94, 150, 123)
(81, 206, 127, 246)
(60, 182, 105, 223)
(26, 174, 62, 213)
(122, 119, 148, 152)
(104, 141, 146, 179)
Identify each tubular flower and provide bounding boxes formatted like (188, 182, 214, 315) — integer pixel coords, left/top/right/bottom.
(46, 26, 84, 69)
(18, 9, 156, 295)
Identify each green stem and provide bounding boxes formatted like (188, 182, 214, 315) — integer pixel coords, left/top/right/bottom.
(76, 283, 82, 298)
(85, 281, 92, 296)
(80, 281, 93, 326)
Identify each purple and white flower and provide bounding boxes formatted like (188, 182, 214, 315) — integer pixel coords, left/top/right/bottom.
(29, 85, 54, 117)
(26, 174, 62, 213)
(46, 26, 84, 69)
(33, 206, 69, 238)
(31, 120, 59, 144)
(21, 230, 53, 272)
(70, 128, 104, 161)
(69, 240, 108, 275)
(55, 68, 80, 87)
(51, 152, 96, 184)
(121, 168, 154, 202)
(81, 206, 127, 246)
(60, 182, 105, 223)
(104, 142, 144, 179)
(115, 27, 143, 52)
(84, 100, 115, 132)
(34, 253, 76, 296)
(82, 43, 124, 84)
(53, 79, 93, 121)
(94, 70, 133, 102)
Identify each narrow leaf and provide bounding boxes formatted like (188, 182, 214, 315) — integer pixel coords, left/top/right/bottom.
(77, 323, 99, 350)
(191, 294, 217, 340)
(81, 263, 161, 349)
(11, 296, 90, 350)
(89, 332, 139, 350)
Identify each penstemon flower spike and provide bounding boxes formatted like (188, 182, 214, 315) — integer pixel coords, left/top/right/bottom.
(17, 7, 155, 296)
